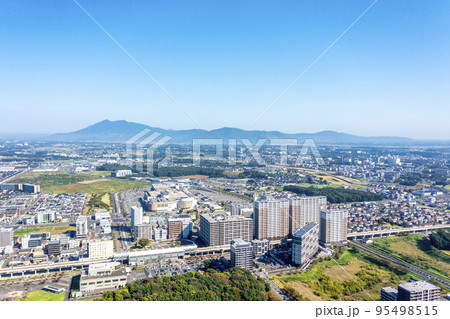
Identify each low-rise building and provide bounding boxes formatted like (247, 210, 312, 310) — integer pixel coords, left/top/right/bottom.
(380, 281, 441, 301)
(22, 184, 40, 193)
(167, 215, 192, 240)
(153, 227, 168, 241)
(79, 262, 127, 293)
(112, 170, 132, 178)
(21, 232, 50, 249)
(35, 211, 56, 224)
(380, 286, 398, 301)
(47, 241, 61, 256)
(134, 224, 153, 241)
(397, 281, 441, 301)
(251, 239, 270, 257)
(112, 244, 198, 265)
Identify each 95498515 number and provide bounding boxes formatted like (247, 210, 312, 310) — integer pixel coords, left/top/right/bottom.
(375, 305, 438, 316)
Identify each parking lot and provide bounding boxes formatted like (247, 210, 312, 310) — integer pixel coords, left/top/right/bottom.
(193, 188, 249, 205)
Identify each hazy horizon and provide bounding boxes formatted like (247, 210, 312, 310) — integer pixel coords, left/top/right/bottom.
(0, 118, 449, 141)
(1, 1, 449, 139)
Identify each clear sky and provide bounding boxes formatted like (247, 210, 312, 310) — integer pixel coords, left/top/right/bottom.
(0, 0, 449, 139)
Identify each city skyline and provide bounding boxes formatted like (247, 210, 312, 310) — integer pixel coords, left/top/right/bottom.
(1, 1, 449, 139)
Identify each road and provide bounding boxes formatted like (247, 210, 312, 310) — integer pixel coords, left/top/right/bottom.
(256, 271, 289, 301)
(112, 192, 130, 252)
(350, 240, 450, 289)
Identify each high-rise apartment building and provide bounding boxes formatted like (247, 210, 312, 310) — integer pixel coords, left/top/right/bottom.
(292, 222, 319, 266)
(76, 216, 88, 238)
(0, 228, 13, 248)
(131, 206, 143, 229)
(288, 196, 327, 234)
(199, 213, 252, 246)
(230, 239, 253, 270)
(319, 210, 348, 247)
(253, 197, 289, 240)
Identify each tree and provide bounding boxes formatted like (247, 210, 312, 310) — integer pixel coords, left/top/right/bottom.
(138, 238, 150, 247)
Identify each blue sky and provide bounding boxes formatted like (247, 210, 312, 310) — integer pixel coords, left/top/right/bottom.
(0, 0, 449, 139)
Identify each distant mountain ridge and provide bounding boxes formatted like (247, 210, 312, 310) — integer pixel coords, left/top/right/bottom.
(48, 119, 415, 145)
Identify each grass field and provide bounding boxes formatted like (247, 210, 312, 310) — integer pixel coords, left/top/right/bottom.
(271, 249, 397, 301)
(101, 193, 111, 206)
(370, 234, 450, 279)
(14, 226, 75, 239)
(23, 290, 65, 301)
(269, 165, 367, 187)
(13, 171, 147, 194)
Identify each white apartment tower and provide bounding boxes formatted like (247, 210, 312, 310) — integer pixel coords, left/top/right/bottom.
(230, 239, 253, 270)
(292, 222, 319, 266)
(131, 206, 143, 229)
(76, 216, 88, 238)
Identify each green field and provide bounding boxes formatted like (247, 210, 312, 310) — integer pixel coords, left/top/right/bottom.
(14, 226, 75, 239)
(270, 165, 367, 187)
(23, 290, 65, 301)
(13, 171, 147, 194)
(270, 248, 422, 301)
(369, 234, 450, 279)
(101, 193, 111, 206)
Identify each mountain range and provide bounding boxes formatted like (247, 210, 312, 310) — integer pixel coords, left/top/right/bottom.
(46, 120, 416, 145)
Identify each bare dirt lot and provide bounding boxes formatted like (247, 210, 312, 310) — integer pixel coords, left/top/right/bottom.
(77, 178, 109, 184)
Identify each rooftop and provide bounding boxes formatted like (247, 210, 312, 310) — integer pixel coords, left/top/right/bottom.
(381, 286, 398, 296)
(399, 281, 440, 292)
(293, 222, 318, 238)
(201, 213, 252, 223)
(231, 239, 251, 248)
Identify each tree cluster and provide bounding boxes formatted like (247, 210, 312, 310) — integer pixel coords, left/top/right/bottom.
(102, 268, 271, 301)
(284, 185, 383, 203)
(429, 230, 450, 250)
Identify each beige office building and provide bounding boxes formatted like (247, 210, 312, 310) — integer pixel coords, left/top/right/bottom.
(88, 240, 114, 259)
